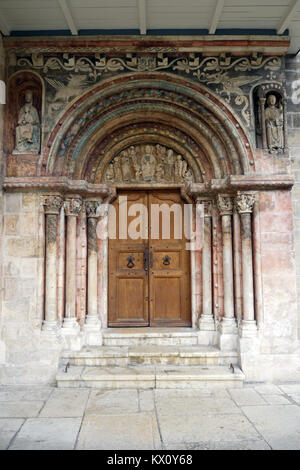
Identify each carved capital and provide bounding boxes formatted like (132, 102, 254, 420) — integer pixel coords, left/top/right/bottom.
(85, 199, 102, 218)
(64, 197, 82, 217)
(234, 193, 255, 214)
(217, 195, 233, 216)
(196, 199, 212, 218)
(43, 195, 63, 215)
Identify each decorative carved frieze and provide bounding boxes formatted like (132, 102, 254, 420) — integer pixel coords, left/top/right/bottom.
(103, 144, 194, 184)
(234, 193, 255, 214)
(217, 195, 233, 216)
(64, 197, 82, 216)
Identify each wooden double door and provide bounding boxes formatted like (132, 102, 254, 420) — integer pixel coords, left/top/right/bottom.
(108, 190, 191, 327)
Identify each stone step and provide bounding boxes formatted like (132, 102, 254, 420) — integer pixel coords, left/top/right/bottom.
(56, 364, 244, 389)
(62, 345, 230, 367)
(102, 327, 199, 346)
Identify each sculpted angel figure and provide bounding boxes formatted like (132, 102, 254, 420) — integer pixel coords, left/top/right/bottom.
(13, 90, 40, 154)
(265, 94, 284, 153)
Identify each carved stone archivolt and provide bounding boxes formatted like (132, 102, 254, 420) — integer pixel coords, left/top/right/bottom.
(103, 144, 194, 185)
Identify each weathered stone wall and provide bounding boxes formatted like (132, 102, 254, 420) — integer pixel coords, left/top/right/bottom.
(286, 54, 300, 339)
(0, 192, 62, 384)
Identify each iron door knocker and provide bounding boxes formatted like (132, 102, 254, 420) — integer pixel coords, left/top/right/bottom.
(127, 255, 135, 268)
(162, 255, 171, 266)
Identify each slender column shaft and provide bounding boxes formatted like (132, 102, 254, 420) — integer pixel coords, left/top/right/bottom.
(233, 211, 242, 323)
(222, 214, 235, 319)
(42, 195, 63, 332)
(217, 195, 237, 336)
(241, 213, 255, 321)
(63, 197, 82, 330)
(259, 97, 268, 150)
(84, 199, 102, 341)
(235, 193, 257, 336)
(87, 217, 98, 321)
(199, 200, 215, 330)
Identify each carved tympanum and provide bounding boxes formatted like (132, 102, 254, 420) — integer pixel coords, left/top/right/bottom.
(13, 89, 41, 155)
(103, 144, 194, 184)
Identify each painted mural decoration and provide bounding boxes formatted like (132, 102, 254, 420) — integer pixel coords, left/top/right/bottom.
(7, 50, 284, 147)
(13, 89, 40, 154)
(103, 144, 194, 184)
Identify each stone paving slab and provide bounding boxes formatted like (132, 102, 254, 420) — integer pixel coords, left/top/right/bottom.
(39, 389, 90, 418)
(9, 418, 82, 450)
(157, 412, 261, 445)
(0, 383, 300, 449)
(0, 401, 44, 418)
(77, 412, 161, 450)
(85, 389, 139, 415)
(241, 404, 300, 450)
(0, 419, 24, 450)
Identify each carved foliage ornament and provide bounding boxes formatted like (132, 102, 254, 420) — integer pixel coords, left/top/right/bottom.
(217, 195, 234, 216)
(103, 144, 194, 184)
(85, 199, 101, 218)
(43, 195, 63, 215)
(235, 193, 255, 214)
(64, 197, 82, 216)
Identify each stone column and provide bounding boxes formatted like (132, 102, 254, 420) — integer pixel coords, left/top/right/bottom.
(84, 198, 102, 345)
(217, 195, 237, 336)
(235, 193, 257, 337)
(259, 97, 268, 150)
(199, 200, 215, 331)
(0, 37, 5, 184)
(42, 195, 63, 333)
(62, 196, 82, 332)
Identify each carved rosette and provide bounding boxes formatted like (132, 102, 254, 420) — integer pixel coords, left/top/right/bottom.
(234, 193, 255, 214)
(64, 197, 82, 217)
(217, 195, 233, 216)
(43, 195, 63, 215)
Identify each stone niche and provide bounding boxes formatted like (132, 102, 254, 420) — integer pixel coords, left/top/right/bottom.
(6, 71, 42, 175)
(103, 143, 194, 185)
(253, 82, 287, 154)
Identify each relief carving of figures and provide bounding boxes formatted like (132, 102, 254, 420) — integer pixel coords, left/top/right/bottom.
(234, 193, 255, 214)
(13, 89, 40, 154)
(103, 144, 194, 185)
(264, 94, 284, 153)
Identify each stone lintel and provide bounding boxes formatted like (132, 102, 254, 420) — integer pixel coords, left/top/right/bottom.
(3, 176, 111, 199)
(3, 35, 290, 55)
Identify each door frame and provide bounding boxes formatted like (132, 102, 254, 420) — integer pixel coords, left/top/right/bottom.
(98, 186, 199, 329)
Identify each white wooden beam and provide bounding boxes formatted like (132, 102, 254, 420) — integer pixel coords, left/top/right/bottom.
(0, 11, 10, 36)
(209, 0, 225, 34)
(138, 0, 147, 35)
(277, 0, 300, 35)
(58, 0, 78, 35)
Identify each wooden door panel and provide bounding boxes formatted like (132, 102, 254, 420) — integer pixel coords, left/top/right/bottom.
(149, 191, 191, 326)
(108, 191, 149, 326)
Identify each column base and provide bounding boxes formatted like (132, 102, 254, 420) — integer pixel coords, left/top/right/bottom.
(83, 316, 102, 346)
(41, 320, 59, 335)
(239, 320, 258, 338)
(199, 314, 216, 331)
(218, 318, 238, 351)
(61, 317, 80, 334)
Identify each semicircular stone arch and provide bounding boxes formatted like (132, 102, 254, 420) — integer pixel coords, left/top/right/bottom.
(43, 73, 255, 183)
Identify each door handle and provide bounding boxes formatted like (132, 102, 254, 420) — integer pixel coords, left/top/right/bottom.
(144, 246, 148, 272)
(149, 251, 153, 268)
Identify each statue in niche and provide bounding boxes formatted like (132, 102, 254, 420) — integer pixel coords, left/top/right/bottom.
(165, 149, 175, 181)
(141, 145, 156, 181)
(13, 89, 40, 154)
(264, 94, 284, 153)
(175, 155, 187, 182)
(103, 143, 194, 184)
(105, 163, 114, 182)
(129, 146, 141, 181)
(121, 150, 132, 182)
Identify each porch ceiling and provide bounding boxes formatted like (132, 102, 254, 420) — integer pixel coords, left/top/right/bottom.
(0, 0, 299, 54)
